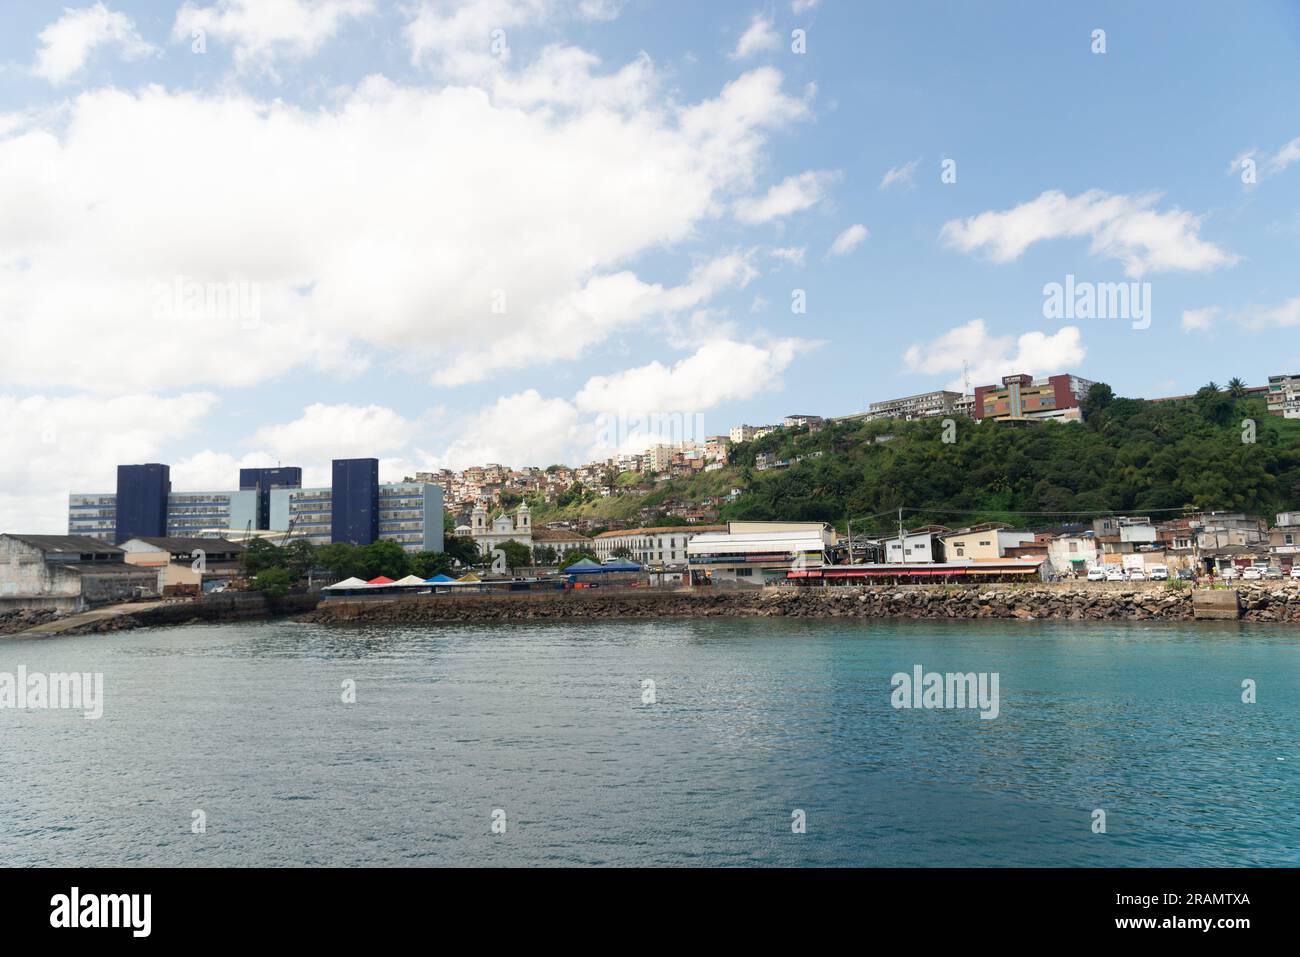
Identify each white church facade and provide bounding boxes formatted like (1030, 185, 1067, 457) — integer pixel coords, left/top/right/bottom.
(456, 503, 532, 554)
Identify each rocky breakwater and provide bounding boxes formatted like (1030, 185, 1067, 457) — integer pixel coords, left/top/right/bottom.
(0, 607, 66, 635)
(1235, 583, 1300, 622)
(299, 583, 1300, 625)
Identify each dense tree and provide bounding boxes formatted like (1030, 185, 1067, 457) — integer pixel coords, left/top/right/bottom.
(559, 548, 600, 567)
(441, 534, 480, 566)
(251, 566, 294, 598)
(280, 539, 317, 580)
(315, 542, 361, 580)
(1080, 382, 1114, 421)
(242, 538, 283, 576)
(355, 540, 410, 580)
(408, 550, 455, 579)
(494, 539, 532, 571)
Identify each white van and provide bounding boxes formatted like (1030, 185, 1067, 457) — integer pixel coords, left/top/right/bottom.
(1149, 565, 1169, 580)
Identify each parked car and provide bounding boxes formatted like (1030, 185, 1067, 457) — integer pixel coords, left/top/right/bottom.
(1105, 569, 1126, 582)
(1241, 567, 1263, 580)
(1086, 567, 1106, 581)
(1220, 566, 1239, 579)
(1128, 569, 1146, 582)
(1176, 568, 1194, 580)
(1149, 565, 1169, 580)
(1264, 566, 1283, 580)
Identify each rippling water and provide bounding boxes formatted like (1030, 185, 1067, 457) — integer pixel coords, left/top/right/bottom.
(1, 618, 1296, 866)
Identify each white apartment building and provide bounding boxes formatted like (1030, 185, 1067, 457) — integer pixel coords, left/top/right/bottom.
(1267, 373, 1300, 419)
(867, 390, 964, 421)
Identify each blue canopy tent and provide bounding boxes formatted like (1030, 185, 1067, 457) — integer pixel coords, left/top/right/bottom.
(425, 573, 456, 583)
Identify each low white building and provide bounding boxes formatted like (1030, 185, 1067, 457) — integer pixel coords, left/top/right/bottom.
(0, 534, 160, 612)
(687, 522, 832, 585)
(882, 527, 949, 564)
(594, 525, 725, 567)
(1048, 533, 1100, 574)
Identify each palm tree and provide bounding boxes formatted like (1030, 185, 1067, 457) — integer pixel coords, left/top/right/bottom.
(1203, 380, 1220, 393)
(1226, 377, 1248, 398)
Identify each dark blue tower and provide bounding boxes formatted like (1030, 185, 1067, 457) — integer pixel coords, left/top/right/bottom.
(330, 458, 379, 545)
(115, 463, 170, 544)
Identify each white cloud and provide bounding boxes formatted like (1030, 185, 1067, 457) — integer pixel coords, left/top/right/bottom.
(828, 223, 867, 256)
(0, 392, 216, 532)
(404, 0, 619, 78)
(1181, 297, 1300, 334)
(769, 245, 806, 266)
(33, 3, 155, 84)
(172, 0, 375, 70)
(791, 0, 820, 12)
(575, 337, 810, 414)
(903, 319, 1086, 391)
(940, 189, 1237, 278)
(1180, 306, 1219, 333)
(433, 252, 759, 386)
(1226, 149, 1257, 178)
(0, 65, 811, 394)
(879, 158, 919, 190)
(1268, 137, 1300, 174)
(247, 403, 419, 462)
(422, 336, 816, 469)
(730, 13, 781, 60)
(734, 169, 837, 224)
(434, 390, 585, 471)
(1231, 296, 1300, 330)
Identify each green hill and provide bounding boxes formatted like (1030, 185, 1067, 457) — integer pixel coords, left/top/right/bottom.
(721, 384, 1300, 534)
(520, 383, 1300, 536)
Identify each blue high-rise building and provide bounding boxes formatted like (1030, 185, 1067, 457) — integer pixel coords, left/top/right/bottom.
(114, 464, 170, 544)
(330, 458, 379, 546)
(239, 466, 303, 530)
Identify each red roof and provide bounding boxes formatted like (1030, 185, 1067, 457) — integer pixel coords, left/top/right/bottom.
(367, 576, 395, 584)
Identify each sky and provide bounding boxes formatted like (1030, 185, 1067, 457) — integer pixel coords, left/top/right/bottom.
(2, 0, 1300, 532)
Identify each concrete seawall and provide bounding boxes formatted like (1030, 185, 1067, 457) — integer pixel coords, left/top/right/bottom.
(301, 584, 1300, 625)
(6, 592, 322, 638)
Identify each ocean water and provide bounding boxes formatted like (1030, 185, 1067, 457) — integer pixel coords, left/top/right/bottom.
(1, 618, 1296, 867)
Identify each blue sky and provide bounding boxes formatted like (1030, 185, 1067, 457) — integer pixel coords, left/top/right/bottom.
(2, 0, 1300, 530)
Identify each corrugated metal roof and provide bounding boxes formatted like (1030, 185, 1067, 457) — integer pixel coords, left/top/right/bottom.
(3, 534, 124, 554)
(126, 536, 245, 553)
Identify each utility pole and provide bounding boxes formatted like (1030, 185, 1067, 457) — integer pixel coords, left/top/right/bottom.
(896, 506, 905, 564)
